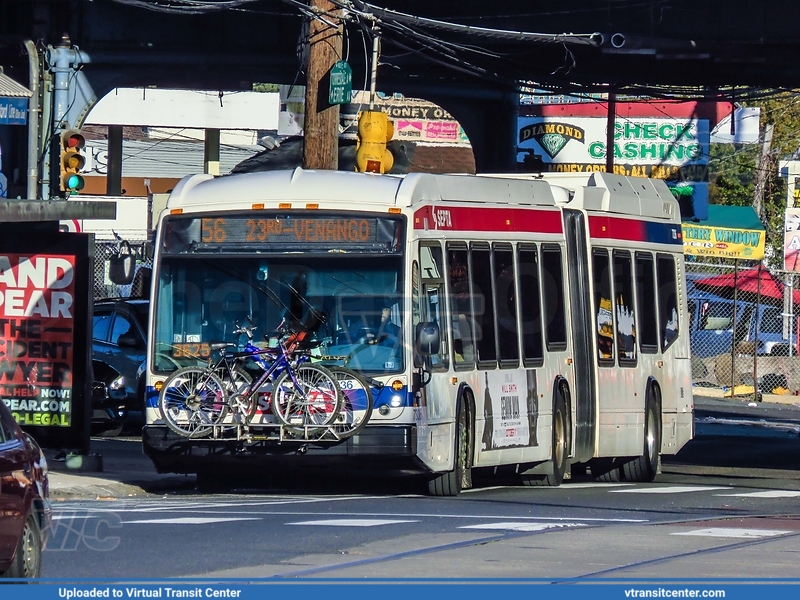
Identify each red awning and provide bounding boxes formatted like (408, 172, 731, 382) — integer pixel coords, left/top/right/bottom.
(694, 266, 800, 305)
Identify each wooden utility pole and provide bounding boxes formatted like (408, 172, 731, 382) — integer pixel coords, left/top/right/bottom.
(753, 123, 774, 224)
(302, 0, 343, 170)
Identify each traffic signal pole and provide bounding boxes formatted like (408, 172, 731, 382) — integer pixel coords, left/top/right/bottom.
(47, 37, 85, 198)
(302, 0, 343, 171)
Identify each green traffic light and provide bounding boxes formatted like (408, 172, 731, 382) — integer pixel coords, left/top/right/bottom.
(66, 174, 84, 191)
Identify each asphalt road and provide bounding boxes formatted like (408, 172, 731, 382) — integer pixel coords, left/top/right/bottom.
(39, 396, 800, 581)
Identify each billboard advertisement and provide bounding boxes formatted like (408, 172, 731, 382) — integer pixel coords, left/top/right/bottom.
(0, 254, 76, 426)
(785, 208, 800, 272)
(683, 222, 765, 260)
(0, 233, 92, 451)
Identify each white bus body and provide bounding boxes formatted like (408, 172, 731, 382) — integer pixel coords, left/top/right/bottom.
(142, 168, 693, 494)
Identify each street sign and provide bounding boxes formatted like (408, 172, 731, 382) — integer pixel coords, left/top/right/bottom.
(329, 60, 352, 105)
(0, 97, 28, 125)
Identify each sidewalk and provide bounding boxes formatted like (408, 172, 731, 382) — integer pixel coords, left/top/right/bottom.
(45, 438, 196, 501)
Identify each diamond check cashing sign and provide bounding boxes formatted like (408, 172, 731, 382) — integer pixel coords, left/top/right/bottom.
(0, 255, 75, 426)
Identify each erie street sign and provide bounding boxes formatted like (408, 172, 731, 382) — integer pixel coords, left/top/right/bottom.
(329, 61, 353, 106)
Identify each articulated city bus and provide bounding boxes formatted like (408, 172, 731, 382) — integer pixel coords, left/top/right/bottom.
(142, 168, 693, 495)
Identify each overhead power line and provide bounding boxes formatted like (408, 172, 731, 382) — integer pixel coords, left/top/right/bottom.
(348, 1, 602, 46)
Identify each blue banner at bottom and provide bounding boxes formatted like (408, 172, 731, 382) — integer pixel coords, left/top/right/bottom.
(4, 582, 800, 600)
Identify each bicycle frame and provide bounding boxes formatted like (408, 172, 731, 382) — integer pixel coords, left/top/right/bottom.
(213, 336, 311, 410)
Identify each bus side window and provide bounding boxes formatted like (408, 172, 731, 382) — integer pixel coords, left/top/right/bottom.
(657, 254, 680, 351)
(635, 252, 659, 353)
(592, 249, 614, 364)
(613, 251, 637, 365)
(541, 245, 567, 350)
(518, 245, 544, 367)
(493, 245, 520, 367)
(447, 245, 475, 366)
(471, 245, 498, 366)
(419, 243, 449, 370)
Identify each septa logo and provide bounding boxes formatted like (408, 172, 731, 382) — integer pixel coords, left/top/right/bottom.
(519, 121, 586, 159)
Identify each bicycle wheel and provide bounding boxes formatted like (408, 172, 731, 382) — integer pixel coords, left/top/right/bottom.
(158, 367, 228, 438)
(326, 367, 373, 440)
(215, 364, 256, 424)
(271, 364, 343, 435)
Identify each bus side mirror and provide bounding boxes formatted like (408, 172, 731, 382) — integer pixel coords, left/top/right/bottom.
(415, 322, 440, 359)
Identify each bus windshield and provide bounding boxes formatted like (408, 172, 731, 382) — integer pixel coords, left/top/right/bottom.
(152, 254, 405, 376)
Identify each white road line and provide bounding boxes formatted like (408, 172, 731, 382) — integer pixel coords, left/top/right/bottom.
(67, 496, 376, 513)
(462, 483, 634, 492)
(672, 528, 792, 539)
(63, 507, 647, 523)
(459, 522, 587, 532)
(609, 486, 729, 494)
(716, 490, 800, 498)
(556, 482, 634, 489)
(52, 514, 96, 520)
(120, 517, 262, 525)
(287, 519, 418, 527)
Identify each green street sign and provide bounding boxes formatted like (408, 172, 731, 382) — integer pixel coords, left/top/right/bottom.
(329, 60, 353, 105)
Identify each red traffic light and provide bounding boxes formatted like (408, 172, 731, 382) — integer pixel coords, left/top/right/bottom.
(63, 130, 85, 150)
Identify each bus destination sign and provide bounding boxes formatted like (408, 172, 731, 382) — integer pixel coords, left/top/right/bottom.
(163, 213, 403, 254)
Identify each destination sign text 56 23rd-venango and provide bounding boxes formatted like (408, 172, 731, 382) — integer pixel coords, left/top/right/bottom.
(163, 213, 404, 254)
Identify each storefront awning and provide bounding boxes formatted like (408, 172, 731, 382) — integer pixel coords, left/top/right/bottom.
(682, 205, 765, 260)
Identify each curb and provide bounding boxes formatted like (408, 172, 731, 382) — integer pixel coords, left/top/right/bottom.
(49, 480, 150, 501)
(693, 389, 800, 406)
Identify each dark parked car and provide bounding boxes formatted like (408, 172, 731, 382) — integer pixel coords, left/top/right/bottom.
(0, 400, 51, 578)
(92, 299, 149, 433)
(91, 360, 128, 437)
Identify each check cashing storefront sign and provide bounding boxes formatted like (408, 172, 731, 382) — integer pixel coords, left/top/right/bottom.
(517, 116, 710, 219)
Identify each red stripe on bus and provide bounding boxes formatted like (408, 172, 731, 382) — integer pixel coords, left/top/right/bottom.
(589, 216, 647, 242)
(413, 206, 563, 234)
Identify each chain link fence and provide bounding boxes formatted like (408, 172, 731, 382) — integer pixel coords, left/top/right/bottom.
(687, 259, 800, 400)
(93, 240, 152, 301)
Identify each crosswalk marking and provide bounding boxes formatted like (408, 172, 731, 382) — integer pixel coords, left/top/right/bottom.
(672, 528, 792, 539)
(120, 517, 262, 524)
(716, 490, 800, 498)
(288, 519, 418, 527)
(609, 486, 729, 494)
(459, 522, 586, 532)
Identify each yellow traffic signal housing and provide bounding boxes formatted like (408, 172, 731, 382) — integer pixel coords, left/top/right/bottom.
(60, 129, 86, 193)
(355, 111, 394, 174)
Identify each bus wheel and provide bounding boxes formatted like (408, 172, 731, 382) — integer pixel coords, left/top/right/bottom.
(622, 388, 661, 482)
(521, 391, 568, 487)
(545, 392, 568, 486)
(428, 400, 471, 496)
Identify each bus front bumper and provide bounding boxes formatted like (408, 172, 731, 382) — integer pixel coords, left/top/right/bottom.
(142, 424, 418, 474)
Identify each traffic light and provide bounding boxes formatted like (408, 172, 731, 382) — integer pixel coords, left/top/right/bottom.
(60, 129, 86, 193)
(355, 111, 394, 174)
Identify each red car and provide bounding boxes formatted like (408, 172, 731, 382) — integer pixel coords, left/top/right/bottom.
(0, 400, 52, 578)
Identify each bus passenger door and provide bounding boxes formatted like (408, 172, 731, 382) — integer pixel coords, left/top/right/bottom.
(416, 244, 451, 415)
(563, 209, 596, 463)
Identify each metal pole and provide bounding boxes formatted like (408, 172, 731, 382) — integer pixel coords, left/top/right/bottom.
(754, 263, 762, 401)
(606, 90, 616, 174)
(369, 31, 380, 110)
(23, 40, 40, 200)
(731, 260, 739, 394)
